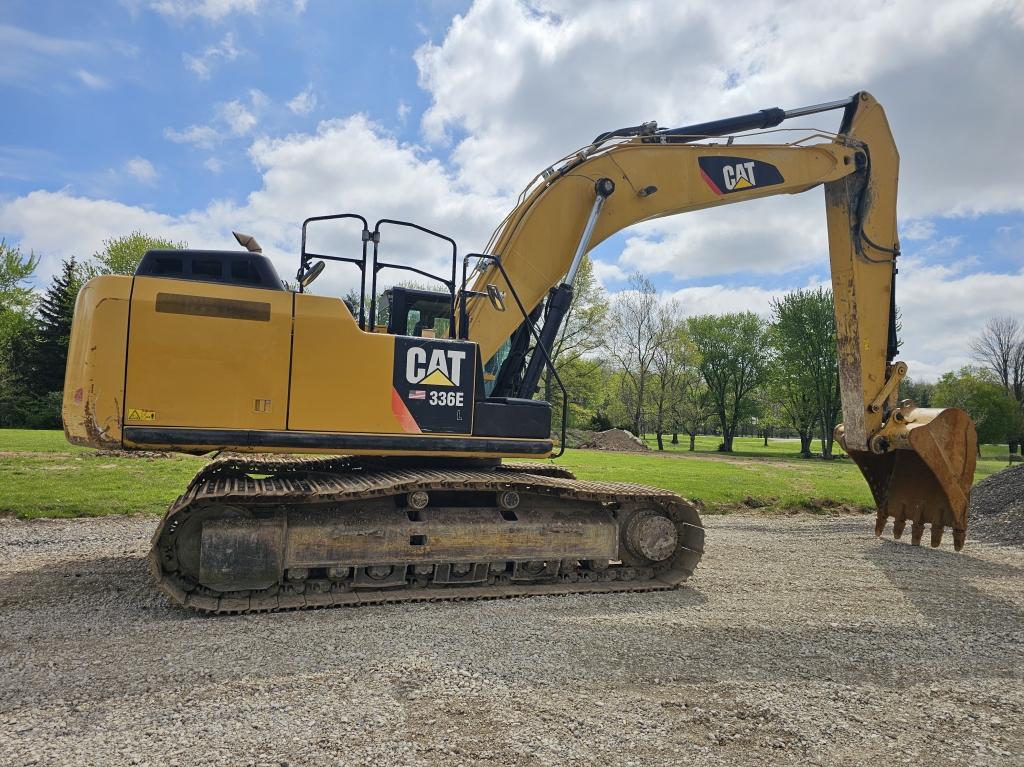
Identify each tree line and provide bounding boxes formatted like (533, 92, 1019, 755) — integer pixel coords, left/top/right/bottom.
(545, 261, 1024, 456)
(1, 234, 1021, 456)
(0, 233, 183, 427)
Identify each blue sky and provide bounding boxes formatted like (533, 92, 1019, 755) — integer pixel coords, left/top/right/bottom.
(1, 0, 1022, 380)
(1, 0, 466, 212)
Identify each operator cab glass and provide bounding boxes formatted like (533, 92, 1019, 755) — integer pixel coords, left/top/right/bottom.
(386, 287, 453, 338)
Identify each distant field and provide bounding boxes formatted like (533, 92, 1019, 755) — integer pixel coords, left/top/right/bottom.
(0, 429, 1013, 519)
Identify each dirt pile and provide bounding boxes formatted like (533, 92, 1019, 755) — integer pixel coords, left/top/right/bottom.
(969, 464, 1024, 546)
(579, 428, 649, 452)
(553, 428, 596, 449)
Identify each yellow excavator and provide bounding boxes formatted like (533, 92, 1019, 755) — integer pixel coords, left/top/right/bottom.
(63, 92, 977, 613)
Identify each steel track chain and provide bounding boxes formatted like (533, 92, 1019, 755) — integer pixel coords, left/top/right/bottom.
(149, 455, 705, 614)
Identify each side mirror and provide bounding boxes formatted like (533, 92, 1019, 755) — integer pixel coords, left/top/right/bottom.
(486, 283, 506, 312)
(299, 260, 325, 288)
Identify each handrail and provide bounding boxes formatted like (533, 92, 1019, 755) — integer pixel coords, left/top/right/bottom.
(463, 253, 568, 458)
(299, 213, 370, 329)
(369, 219, 458, 339)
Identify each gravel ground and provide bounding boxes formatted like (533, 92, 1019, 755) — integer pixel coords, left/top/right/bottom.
(1, 514, 1021, 767)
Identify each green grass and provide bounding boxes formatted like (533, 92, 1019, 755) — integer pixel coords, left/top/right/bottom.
(0, 429, 204, 518)
(0, 429, 1015, 519)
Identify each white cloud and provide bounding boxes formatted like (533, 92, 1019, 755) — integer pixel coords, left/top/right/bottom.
(415, 0, 1024, 214)
(183, 32, 239, 80)
(287, 85, 317, 116)
(664, 283, 795, 319)
(165, 89, 266, 149)
(1, 115, 505, 293)
(150, 0, 262, 21)
(125, 157, 158, 185)
(74, 68, 109, 89)
(397, 100, 411, 124)
(150, 0, 308, 20)
(617, 194, 826, 280)
(901, 219, 936, 242)
(204, 157, 224, 173)
(590, 259, 627, 286)
(0, 24, 120, 89)
(164, 124, 220, 149)
(219, 99, 257, 136)
(0, 24, 93, 57)
(249, 88, 269, 108)
(0, 191, 209, 282)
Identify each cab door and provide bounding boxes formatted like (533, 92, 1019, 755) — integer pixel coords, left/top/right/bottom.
(124, 276, 293, 431)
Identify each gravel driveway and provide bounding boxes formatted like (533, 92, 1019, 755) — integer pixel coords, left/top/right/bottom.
(1, 514, 1020, 767)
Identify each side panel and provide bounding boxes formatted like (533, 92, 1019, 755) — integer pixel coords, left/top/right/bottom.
(290, 296, 478, 435)
(62, 276, 132, 448)
(124, 277, 292, 430)
(288, 293, 403, 434)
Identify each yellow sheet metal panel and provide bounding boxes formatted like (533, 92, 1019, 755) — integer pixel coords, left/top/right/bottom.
(125, 277, 292, 430)
(62, 275, 131, 449)
(288, 293, 403, 434)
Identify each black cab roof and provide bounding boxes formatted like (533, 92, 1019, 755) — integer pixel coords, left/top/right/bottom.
(135, 249, 286, 291)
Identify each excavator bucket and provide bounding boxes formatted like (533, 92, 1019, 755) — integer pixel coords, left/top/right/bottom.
(840, 407, 977, 551)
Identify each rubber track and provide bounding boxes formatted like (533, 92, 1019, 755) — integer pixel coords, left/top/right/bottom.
(150, 456, 705, 615)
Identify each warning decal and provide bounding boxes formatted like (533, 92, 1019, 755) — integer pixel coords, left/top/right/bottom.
(126, 408, 156, 421)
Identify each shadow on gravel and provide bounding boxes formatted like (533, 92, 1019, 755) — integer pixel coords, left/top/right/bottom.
(863, 541, 1023, 628)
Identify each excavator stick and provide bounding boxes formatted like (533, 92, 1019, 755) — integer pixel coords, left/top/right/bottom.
(840, 407, 977, 550)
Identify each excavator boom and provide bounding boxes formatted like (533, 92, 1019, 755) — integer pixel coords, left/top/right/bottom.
(467, 91, 975, 548)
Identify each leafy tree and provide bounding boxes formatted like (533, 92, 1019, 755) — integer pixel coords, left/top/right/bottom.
(0, 240, 39, 310)
(542, 256, 609, 406)
(970, 316, 1024, 402)
(92, 231, 186, 276)
(0, 242, 41, 423)
(899, 377, 935, 408)
(970, 316, 1024, 452)
(556, 356, 607, 429)
(669, 358, 714, 451)
(606, 274, 661, 435)
(933, 366, 1017, 447)
(770, 288, 841, 457)
(688, 312, 769, 452)
(649, 303, 687, 450)
(0, 240, 39, 358)
(765, 350, 818, 456)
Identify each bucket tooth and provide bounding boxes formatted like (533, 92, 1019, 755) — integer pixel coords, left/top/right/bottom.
(930, 525, 944, 548)
(892, 518, 906, 539)
(952, 528, 966, 552)
(911, 522, 924, 546)
(874, 514, 887, 537)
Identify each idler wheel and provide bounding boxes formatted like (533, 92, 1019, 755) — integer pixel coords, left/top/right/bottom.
(624, 510, 678, 563)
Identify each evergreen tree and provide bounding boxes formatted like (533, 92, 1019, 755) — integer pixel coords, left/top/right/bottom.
(29, 258, 87, 394)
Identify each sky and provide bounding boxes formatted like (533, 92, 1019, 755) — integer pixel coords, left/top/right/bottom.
(1, 0, 1022, 381)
